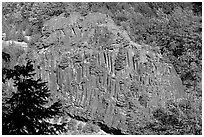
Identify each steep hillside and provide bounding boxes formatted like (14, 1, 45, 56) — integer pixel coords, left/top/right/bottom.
(2, 12, 189, 134)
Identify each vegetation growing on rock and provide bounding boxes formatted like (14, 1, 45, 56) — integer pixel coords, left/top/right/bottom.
(2, 2, 202, 135)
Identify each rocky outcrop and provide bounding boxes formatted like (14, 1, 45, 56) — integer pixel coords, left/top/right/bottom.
(2, 12, 186, 134)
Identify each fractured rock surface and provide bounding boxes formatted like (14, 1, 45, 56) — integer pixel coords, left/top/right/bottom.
(2, 12, 186, 134)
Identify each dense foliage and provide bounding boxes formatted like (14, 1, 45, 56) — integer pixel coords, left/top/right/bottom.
(2, 60, 66, 134)
(2, 2, 202, 135)
(126, 99, 202, 135)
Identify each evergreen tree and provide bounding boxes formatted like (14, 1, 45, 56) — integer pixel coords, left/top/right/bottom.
(2, 60, 66, 135)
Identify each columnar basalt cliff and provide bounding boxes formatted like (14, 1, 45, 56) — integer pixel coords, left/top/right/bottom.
(3, 12, 186, 134)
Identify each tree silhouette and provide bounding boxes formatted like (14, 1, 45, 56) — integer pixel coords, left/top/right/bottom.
(2, 60, 66, 135)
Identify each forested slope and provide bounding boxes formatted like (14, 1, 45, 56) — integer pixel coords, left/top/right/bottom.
(2, 2, 202, 135)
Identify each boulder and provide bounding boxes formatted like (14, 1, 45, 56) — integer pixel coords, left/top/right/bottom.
(2, 12, 186, 134)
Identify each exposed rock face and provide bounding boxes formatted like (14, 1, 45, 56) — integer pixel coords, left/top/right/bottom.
(3, 12, 186, 134)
